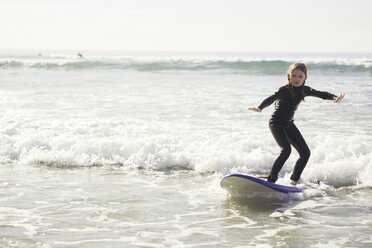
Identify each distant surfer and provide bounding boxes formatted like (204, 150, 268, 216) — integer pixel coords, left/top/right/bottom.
(77, 52, 83, 58)
(249, 63, 345, 186)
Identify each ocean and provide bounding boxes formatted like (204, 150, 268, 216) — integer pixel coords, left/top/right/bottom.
(0, 50, 371, 247)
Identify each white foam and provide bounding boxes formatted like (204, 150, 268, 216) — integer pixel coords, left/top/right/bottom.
(1, 52, 372, 75)
(0, 55, 371, 189)
(311, 238, 351, 248)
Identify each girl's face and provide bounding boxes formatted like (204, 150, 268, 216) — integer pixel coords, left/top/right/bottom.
(288, 69, 306, 87)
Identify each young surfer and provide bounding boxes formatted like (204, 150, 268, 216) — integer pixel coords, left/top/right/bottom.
(249, 63, 345, 185)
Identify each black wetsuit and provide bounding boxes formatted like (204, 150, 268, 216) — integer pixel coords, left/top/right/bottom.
(257, 85, 336, 183)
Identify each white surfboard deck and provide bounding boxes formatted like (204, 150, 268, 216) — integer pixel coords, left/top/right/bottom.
(221, 174, 308, 195)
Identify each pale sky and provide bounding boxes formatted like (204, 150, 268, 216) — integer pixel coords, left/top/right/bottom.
(1, 0, 371, 53)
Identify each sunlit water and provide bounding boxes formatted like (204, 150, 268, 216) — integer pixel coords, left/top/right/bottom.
(0, 51, 372, 247)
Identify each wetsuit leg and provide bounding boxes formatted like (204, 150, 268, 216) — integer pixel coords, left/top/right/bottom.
(286, 123, 311, 182)
(268, 124, 292, 183)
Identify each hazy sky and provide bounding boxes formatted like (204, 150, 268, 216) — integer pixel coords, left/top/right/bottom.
(1, 0, 371, 53)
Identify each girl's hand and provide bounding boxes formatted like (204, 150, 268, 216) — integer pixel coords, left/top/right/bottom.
(333, 93, 345, 103)
(248, 107, 262, 112)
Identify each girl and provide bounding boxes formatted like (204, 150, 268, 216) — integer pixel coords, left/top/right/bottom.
(249, 63, 345, 185)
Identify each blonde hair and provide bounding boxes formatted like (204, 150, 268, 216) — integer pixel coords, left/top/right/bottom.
(287, 62, 308, 82)
(281, 62, 308, 101)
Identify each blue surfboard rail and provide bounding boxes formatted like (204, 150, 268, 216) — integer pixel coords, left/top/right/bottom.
(221, 174, 307, 194)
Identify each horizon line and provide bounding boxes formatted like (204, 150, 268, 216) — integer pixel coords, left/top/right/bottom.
(1, 48, 372, 56)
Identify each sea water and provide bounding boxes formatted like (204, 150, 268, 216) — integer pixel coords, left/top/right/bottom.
(0, 50, 371, 247)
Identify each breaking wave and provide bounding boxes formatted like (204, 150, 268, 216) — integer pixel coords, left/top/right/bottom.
(1, 54, 372, 75)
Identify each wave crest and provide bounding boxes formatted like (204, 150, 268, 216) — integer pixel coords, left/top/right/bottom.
(1, 55, 372, 75)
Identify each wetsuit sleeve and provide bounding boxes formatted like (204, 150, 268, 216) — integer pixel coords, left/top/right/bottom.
(257, 89, 282, 110)
(305, 86, 337, 100)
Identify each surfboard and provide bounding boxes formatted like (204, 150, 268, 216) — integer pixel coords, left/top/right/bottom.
(221, 174, 308, 195)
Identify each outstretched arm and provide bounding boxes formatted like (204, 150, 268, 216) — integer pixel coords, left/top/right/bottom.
(248, 89, 282, 113)
(305, 86, 345, 102)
